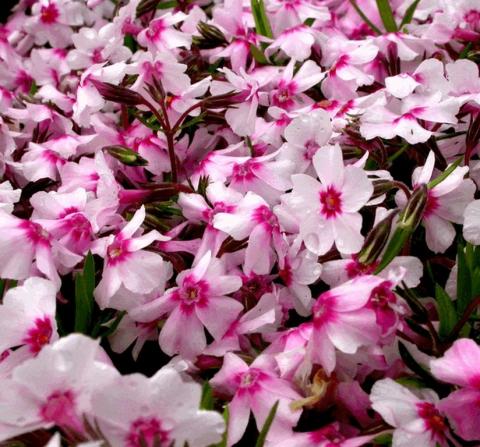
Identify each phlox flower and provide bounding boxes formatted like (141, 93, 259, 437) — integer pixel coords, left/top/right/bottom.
(397, 151, 475, 253)
(91, 364, 225, 447)
(370, 378, 449, 447)
(0, 181, 21, 213)
(307, 275, 384, 375)
(137, 12, 191, 53)
(281, 143, 373, 256)
(0, 278, 57, 369)
(130, 251, 243, 359)
(210, 353, 302, 446)
(214, 191, 287, 275)
(93, 205, 170, 309)
(279, 108, 332, 173)
(0, 334, 117, 442)
(430, 339, 480, 441)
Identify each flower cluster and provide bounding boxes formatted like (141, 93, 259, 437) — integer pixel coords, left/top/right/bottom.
(0, 0, 480, 446)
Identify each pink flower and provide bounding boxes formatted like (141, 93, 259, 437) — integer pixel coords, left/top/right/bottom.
(430, 339, 480, 441)
(463, 199, 480, 245)
(130, 251, 243, 359)
(279, 108, 332, 173)
(0, 278, 57, 360)
(210, 353, 302, 446)
(137, 12, 191, 53)
(308, 275, 383, 375)
(91, 364, 225, 447)
(93, 205, 170, 309)
(397, 151, 475, 253)
(0, 334, 117, 442)
(370, 378, 449, 447)
(281, 143, 373, 255)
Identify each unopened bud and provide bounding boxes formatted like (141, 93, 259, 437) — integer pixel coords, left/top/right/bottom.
(399, 184, 428, 230)
(193, 21, 228, 49)
(358, 211, 398, 265)
(371, 179, 395, 199)
(136, 0, 160, 17)
(91, 79, 144, 107)
(105, 145, 148, 166)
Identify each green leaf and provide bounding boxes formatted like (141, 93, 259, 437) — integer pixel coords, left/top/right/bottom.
(200, 382, 214, 410)
(373, 433, 393, 445)
(398, 342, 437, 387)
(375, 227, 410, 273)
(396, 376, 426, 389)
(251, 0, 273, 38)
(375, 0, 398, 32)
(157, 0, 177, 9)
(213, 406, 229, 447)
(255, 401, 279, 447)
(400, 0, 421, 27)
(98, 311, 127, 338)
(348, 0, 382, 35)
(457, 242, 472, 314)
(0, 279, 5, 298)
(427, 157, 462, 189)
(74, 253, 95, 334)
(250, 44, 269, 65)
(435, 284, 457, 339)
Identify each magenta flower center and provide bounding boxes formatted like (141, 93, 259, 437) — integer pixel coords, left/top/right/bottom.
(424, 191, 439, 217)
(22, 221, 51, 246)
(178, 277, 209, 308)
(40, 390, 76, 426)
(303, 140, 320, 161)
(126, 417, 170, 447)
(253, 205, 279, 232)
(239, 369, 261, 388)
(107, 237, 131, 265)
(369, 284, 396, 309)
(231, 160, 259, 183)
(40, 3, 59, 24)
(416, 402, 447, 437)
(319, 186, 342, 218)
(23, 317, 53, 354)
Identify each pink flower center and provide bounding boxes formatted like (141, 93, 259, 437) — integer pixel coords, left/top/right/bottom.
(21, 221, 51, 246)
(40, 390, 76, 426)
(313, 298, 333, 327)
(319, 186, 342, 218)
(346, 259, 377, 278)
(309, 425, 345, 444)
(424, 191, 439, 217)
(146, 19, 166, 41)
(23, 317, 53, 354)
(272, 80, 297, 110)
(231, 159, 259, 183)
(303, 140, 320, 161)
(253, 205, 279, 232)
(369, 283, 395, 309)
(416, 402, 447, 437)
(278, 259, 292, 286)
(107, 237, 131, 265)
(40, 2, 59, 24)
(126, 418, 170, 447)
(465, 10, 480, 29)
(91, 48, 104, 64)
(177, 277, 209, 310)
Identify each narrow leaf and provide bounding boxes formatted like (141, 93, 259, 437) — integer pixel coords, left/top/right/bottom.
(457, 243, 472, 314)
(255, 401, 279, 447)
(251, 0, 273, 38)
(398, 342, 437, 387)
(375, 227, 410, 273)
(83, 252, 95, 298)
(74, 274, 91, 333)
(214, 406, 229, 447)
(435, 284, 457, 338)
(375, 0, 398, 32)
(427, 157, 462, 189)
(200, 382, 214, 410)
(348, 0, 382, 35)
(400, 0, 421, 27)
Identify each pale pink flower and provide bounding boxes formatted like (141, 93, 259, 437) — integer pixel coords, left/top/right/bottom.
(370, 378, 449, 447)
(281, 144, 373, 255)
(267, 25, 316, 61)
(279, 108, 332, 173)
(308, 275, 384, 375)
(0, 277, 57, 357)
(91, 364, 225, 447)
(130, 251, 243, 359)
(430, 339, 480, 441)
(93, 206, 170, 309)
(0, 181, 21, 213)
(463, 199, 480, 245)
(397, 151, 475, 253)
(0, 334, 118, 442)
(137, 12, 191, 53)
(210, 353, 302, 446)
(214, 192, 287, 274)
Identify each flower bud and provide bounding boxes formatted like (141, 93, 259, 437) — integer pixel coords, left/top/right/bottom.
(136, 0, 160, 17)
(193, 21, 228, 49)
(104, 145, 148, 167)
(358, 210, 398, 265)
(371, 179, 395, 199)
(91, 79, 145, 107)
(399, 184, 428, 230)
